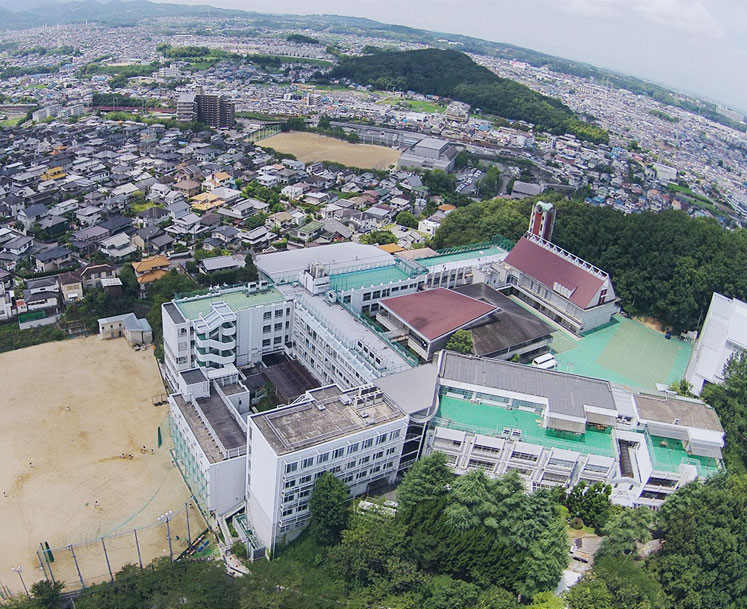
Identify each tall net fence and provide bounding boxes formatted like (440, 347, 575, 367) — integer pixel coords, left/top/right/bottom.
(35, 490, 208, 593)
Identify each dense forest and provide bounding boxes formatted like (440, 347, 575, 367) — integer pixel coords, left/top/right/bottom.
(327, 49, 608, 143)
(433, 194, 747, 332)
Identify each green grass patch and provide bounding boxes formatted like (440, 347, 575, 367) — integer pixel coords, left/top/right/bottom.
(0, 116, 24, 127)
(379, 98, 445, 113)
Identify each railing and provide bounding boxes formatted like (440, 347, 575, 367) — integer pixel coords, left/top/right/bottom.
(190, 398, 229, 459)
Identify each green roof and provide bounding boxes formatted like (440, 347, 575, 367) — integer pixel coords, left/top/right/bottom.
(550, 315, 693, 391)
(418, 244, 506, 267)
(646, 433, 722, 477)
(436, 395, 615, 456)
(329, 264, 413, 292)
(175, 287, 285, 320)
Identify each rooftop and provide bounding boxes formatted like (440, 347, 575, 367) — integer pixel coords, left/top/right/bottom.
(634, 394, 723, 432)
(175, 286, 285, 320)
(549, 314, 693, 391)
(329, 263, 413, 292)
(439, 351, 617, 419)
(646, 433, 721, 477)
(251, 385, 405, 455)
(381, 288, 497, 341)
(256, 242, 392, 283)
(417, 244, 507, 268)
(435, 395, 615, 456)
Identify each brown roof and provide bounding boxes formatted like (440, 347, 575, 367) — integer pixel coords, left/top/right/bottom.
(504, 236, 609, 309)
(133, 255, 169, 274)
(380, 288, 497, 341)
(378, 243, 404, 253)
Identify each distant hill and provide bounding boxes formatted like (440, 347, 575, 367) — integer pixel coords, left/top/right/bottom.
(0, 0, 241, 28)
(329, 48, 608, 142)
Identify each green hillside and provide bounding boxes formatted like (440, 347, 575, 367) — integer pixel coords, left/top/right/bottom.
(328, 48, 608, 143)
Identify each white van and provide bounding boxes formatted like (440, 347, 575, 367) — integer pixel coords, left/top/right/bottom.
(531, 353, 557, 370)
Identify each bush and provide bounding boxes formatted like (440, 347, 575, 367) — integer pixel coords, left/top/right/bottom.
(571, 517, 583, 530)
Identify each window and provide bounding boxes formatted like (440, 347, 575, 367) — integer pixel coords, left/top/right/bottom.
(300, 475, 311, 484)
(359, 456, 370, 465)
(298, 502, 309, 511)
(284, 480, 296, 489)
(282, 508, 293, 517)
(275, 309, 283, 318)
(333, 447, 345, 459)
(343, 295, 351, 304)
(283, 495, 295, 503)
(391, 429, 401, 439)
(386, 447, 397, 455)
(371, 465, 381, 474)
(299, 489, 311, 498)
(302, 457, 314, 469)
(262, 339, 271, 347)
(356, 470, 367, 480)
(348, 442, 359, 454)
(275, 323, 283, 331)
(263, 325, 271, 333)
(263, 312, 272, 320)
(315, 472, 324, 479)
(362, 292, 371, 301)
(372, 290, 381, 299)
(362, 438, 373, 449)
(374, 451, 384, 460)
(274, 336, 282, 344)
(285, 462, 298, 474)
(346, 460, 356, 470)
(376, 434, 387, 445)
(317, 452, 329, 464)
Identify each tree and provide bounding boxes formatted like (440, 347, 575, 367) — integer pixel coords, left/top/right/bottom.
(702, 352, 747, 473)
(478, 166, 501, 199)
(244, 212, 267, 230)
(565, 481, 612, 531)
(309, 472, 349, 545)
(395, 210, 418, 228)
(564, 575, 613, 609)
(423, 169, 457, 196)
(596, 506, 652, 559)
(424, 575, 480, 609)
(648, 474, 747, 608)
(29, 580, 64, 609)
(445, 329, 473, 355)
(360, 230, 396, 245)
(317, 114, 331, 130)
(396, 452, 452, 511)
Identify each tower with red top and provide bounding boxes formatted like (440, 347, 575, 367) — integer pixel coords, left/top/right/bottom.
(528, 200, 556, 242)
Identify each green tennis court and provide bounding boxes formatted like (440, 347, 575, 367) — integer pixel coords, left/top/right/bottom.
(550, 315, 692, 390)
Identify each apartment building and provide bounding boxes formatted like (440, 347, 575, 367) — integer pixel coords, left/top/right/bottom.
(168, 366, 250, 519)
(246, 384, 408, 552)
(162, 282, 293, 389)
(426, 352, 725, 508)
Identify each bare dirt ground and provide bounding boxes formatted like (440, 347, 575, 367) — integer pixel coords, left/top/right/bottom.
(261, 131, 401, 169)
(0, 337, 201, 594)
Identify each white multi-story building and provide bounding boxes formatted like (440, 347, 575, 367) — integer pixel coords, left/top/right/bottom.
(685, 292, 747, 395)
(425, 352, 725, 508)
(162, 282, 292, 388)
(246, 384, 408, 552)
(0, 282, 12, 321)
(168, 366, 251, 519)
(290, 290, 413, 389)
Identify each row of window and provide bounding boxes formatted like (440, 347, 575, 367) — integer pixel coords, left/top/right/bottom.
(262, 307, 291, 321)
(284, 436, 400, 474)
(263, 322, 290, 333)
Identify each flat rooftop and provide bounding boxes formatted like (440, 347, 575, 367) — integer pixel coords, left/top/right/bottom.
(329, 264, 413, 292)
(252, 386, 405, 455)
(635, 394, 723, 432)
(436, 395, 615, 456)
(439, 351, 616, 419)
(417, 244, 507, 268)
(175, 286, 285, 320)
(381, 288, 497, 341)
(256, 242, 392, 282)
(548, 314, 693, 391)
(173, 390, 246, 463)
(646, 433, 721, 477)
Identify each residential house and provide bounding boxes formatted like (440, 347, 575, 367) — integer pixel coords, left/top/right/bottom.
(58, 271, 84, 303)
(132, 255, 170, 289)
(75, 206, 103, 226)
(32, 245, 73, 272)
(100, 233, 138, 260)
(79, 263, 117, 290)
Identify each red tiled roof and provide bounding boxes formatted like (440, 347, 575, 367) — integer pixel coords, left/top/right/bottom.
(504, 236, 607, 309)
(380, 288, 497, 341)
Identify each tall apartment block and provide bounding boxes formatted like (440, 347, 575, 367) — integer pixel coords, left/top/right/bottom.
(176, 88, 235, 128)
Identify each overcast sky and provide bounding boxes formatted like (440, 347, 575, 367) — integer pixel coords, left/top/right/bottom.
(155, 0, 747, 110)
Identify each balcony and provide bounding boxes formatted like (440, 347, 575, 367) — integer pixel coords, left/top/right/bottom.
(195, 335, 236, 351)
(195, 350, 235, 366)
(221, 324, 236, 336)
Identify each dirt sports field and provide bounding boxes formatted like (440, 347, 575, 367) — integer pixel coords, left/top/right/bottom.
(261, 131, 401, 169)
(0, 336, 201, 594)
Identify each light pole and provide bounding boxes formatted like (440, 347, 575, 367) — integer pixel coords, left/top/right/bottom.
(158, 511, 174, 561)
(11, 567, 28, 597)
